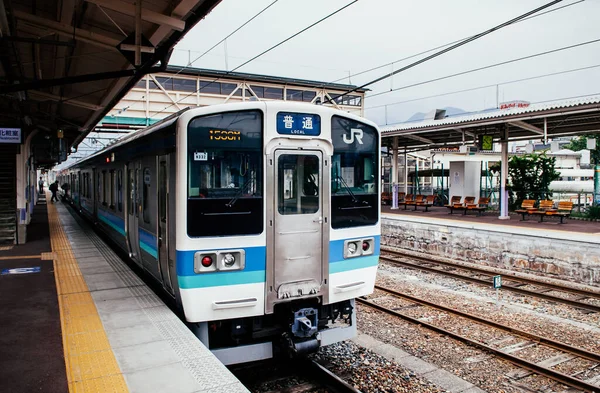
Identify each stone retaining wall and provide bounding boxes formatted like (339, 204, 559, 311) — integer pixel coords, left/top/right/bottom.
(382, 216, 600, 286)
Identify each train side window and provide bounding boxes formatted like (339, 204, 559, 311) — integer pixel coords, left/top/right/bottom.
(102, 171, 107, 206)
(117, 170, 123, 212)
(109, 170, 115, 209)
(142, 167, 150, 223)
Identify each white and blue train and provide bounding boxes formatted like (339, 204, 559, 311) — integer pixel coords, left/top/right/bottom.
(57, 101, 380, 364)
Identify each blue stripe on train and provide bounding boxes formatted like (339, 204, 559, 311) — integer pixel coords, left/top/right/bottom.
(139, 228, 158, 259)
(98, 209, 125, 236)
(176, 235, 379, 289)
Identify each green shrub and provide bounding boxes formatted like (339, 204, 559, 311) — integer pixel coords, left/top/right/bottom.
(587, 206, 600, 220)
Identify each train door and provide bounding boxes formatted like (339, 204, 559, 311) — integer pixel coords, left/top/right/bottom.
(269, 150, 325, 308)
(126, 162, 141, 261)
(157, 155, 174, 294)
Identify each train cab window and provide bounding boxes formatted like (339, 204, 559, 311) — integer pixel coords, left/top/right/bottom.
(277, 154, 320, 215)
(187, 110, 263, 237)
(117, 170, 123, 212)
(331, 116, 379, 229)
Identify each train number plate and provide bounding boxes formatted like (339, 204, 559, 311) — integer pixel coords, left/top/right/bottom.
(194, 152, 208, 161)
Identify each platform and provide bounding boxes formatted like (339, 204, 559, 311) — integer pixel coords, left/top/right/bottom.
(382, 206, 600, 286)
(383, 205, 600, 239)
(0, 195, 249, 393)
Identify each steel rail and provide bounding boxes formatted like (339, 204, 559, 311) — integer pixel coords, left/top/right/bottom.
(381, 246, 600, 300)
(301, 359, 362, 393)
(379, 253, 600, 313)
(374, 284, 600, 363)
(357, 298, 600, 392)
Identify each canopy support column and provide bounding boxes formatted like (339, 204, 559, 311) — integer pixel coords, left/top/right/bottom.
(403, 148, 408, 195)
(499, 125, 510, 220)
(391, 136, 399, 209)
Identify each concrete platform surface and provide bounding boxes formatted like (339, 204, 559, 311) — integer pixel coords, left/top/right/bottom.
(54, 202, 250, 393)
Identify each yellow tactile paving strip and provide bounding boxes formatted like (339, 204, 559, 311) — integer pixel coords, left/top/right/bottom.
(47, 201, 129, 393)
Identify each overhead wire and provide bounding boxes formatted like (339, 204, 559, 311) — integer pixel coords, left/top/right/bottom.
(365, 37, 600, 101)
(156, 0, 281, 89)
(327, 0, 585, 85)
(322, 0, 564, 104)
(146, 0, 359, 119)
(365, 63, 600, 110)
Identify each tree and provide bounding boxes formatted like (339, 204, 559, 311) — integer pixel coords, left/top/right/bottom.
(564, 134, 600, 164)
(490, 152, 561, 208)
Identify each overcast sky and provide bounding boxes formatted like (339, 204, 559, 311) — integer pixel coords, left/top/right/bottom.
(170, 0, 600, 126)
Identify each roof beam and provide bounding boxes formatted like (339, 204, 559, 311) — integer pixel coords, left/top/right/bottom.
(405, 134, 434, 144)
(14, 10, 121, 51)
(509, 120, 544, 135)
(85, 0, 185, 31)
(29, 91, 104, 111)
(0, 66, 161, 93)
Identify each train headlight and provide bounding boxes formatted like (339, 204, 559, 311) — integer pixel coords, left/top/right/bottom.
(223, 253, 235, 267)
(347, 242, 358, 255)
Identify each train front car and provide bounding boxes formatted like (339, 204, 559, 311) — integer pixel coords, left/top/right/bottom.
(176, 102, 380, 364)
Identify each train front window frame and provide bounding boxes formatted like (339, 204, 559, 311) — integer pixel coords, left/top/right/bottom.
(331, 115, 379, 229)
(186, 110, 264, 237)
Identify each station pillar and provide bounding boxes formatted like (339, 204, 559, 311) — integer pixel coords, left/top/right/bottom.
(391, 137, 399, 209)
(594, 164, 600, 206)
(499, 127, 510, 220)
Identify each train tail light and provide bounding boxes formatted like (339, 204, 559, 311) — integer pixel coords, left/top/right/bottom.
(201, 256, 213, 267)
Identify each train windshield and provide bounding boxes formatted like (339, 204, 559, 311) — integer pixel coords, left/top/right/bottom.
(187, 110, 263, 237)
(331, 115, 379, 228)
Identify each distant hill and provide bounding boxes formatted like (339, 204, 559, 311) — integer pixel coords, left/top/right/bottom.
(405, 106, 468, 122)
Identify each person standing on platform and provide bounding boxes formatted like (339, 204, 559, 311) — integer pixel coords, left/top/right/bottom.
(49, 181, 59, 203)
(39, 177, 44, 193)
(61, 182, 70, 202)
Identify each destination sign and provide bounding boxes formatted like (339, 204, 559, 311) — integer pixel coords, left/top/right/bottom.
(276, 112, 321, 136)
(209, 129, 241, 141)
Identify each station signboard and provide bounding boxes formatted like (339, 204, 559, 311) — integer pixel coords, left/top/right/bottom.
(0, 128, 21, 144)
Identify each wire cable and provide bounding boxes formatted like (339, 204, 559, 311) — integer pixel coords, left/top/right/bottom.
(147, 0, 359, 119)
(366, 37, 600, 100)
(328, 0, 584, 85)
(322, 0, 563, 104)
(365, 63, 600, 110)
(157, 0, 280, 88)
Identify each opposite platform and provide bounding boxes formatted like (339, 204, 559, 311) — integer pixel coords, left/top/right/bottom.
(49, 200, 249, 393)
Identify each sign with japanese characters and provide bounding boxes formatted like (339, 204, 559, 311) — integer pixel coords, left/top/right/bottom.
(276, 112, 321, 136)
(0, 128, 21, 144)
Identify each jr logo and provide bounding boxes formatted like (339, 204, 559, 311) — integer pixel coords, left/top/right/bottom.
(343, 128, 364, 145)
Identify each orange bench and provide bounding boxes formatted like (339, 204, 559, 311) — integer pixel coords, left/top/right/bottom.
(448, 196, 475, 214)
(416, 195, 435, 212)
(515, 199, 537, 221)
(538, 201, 573, 224)
(465, 197, 490, 216)
(398, 194, 414, 209)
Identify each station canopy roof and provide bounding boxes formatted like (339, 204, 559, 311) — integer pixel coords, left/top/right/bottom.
(381, 95, 600, 152)
(0, 0, 220, 160)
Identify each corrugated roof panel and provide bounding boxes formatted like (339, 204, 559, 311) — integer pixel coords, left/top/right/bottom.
(381, 94, 600, 133)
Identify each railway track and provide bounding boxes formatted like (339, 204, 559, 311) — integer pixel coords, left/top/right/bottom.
(358, 286, 600, 392)
(380, 246, 600, 313)
(230, 358, 361, 393)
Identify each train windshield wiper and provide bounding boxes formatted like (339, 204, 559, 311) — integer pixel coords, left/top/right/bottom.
(226, 177, 255, 207)
(334, 176, 371, 209)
